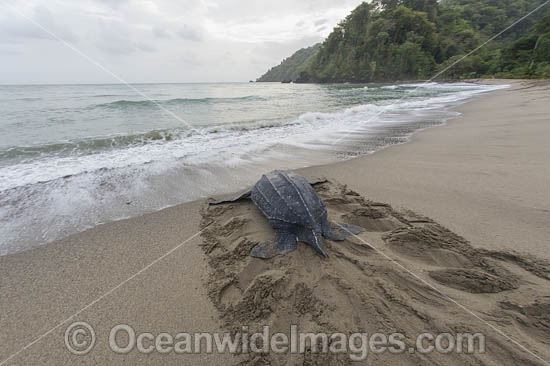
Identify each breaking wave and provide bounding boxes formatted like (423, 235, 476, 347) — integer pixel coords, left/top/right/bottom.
(94, 95, 267, 109)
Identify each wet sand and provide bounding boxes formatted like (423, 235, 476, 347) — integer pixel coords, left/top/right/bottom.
(1, 79, 549, 365)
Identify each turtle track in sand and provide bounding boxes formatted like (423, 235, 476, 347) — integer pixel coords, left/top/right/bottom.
(200, 180, 550, 366)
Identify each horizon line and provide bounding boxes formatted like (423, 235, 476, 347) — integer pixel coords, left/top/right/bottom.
(0, 81, 259, 86)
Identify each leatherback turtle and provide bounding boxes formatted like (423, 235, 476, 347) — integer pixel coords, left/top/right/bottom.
(210, 170, 364, 259)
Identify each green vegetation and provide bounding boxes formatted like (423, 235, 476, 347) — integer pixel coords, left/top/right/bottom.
(497, 13, 550, 78)
(259, 0, 550, 83)
(256, 44, 321, 82)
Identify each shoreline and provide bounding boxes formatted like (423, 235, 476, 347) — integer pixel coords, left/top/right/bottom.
(2, 79, 549, 365)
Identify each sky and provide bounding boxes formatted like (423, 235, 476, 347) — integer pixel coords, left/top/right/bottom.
(0, 0, 364, 84)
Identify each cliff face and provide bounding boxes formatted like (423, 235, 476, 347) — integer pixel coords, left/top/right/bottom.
(256, 44, 320, 82)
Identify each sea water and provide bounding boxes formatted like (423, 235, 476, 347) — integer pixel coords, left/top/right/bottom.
(0, 81, 507, 254)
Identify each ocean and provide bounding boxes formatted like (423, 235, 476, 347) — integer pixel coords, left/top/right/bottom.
(0, 81, 507, 255)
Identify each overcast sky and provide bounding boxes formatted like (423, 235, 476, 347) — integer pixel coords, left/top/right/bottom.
(0, 0, 364, 84)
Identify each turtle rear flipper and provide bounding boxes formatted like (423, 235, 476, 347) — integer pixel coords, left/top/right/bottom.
(322, 221, 364, 241)
(251, 231, 297, 259)
(209, 190, 251, 205)
(296, 228, 326, 258)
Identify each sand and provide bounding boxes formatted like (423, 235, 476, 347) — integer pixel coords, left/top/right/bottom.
(201, 179, 550, 365)
(1, 80, 549, 365)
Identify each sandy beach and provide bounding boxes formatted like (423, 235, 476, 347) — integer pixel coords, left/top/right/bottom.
(1, 80, 549, 365)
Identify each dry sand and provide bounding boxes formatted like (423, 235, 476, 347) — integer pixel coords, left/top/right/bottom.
(1, 80, 549, 365)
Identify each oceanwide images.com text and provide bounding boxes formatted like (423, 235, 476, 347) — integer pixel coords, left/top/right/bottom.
(66, 322, 486, 361)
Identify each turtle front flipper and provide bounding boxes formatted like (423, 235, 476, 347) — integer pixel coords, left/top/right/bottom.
(209, 190, 251, 205)
(322, 221, 364, 241)
(251, 231, 297, 259)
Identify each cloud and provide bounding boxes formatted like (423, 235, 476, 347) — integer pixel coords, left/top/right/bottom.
(0, 0, 364, 83)
(152, 26, 171, 39)
(95, 0, 128, 3)
(92, 0, 130, 10)
(94, 21, 153, 55)
(0, 4, 77, 43)
(177, 25, 203, 42)
(137, 42, 155, 52)
(173, 52, 201, 68)
(314, 18, 327, 26)
(0, 44, 22, 55)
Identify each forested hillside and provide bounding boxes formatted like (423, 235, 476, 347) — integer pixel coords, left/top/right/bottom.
(256, 44, 320, 82)
(259, 0, 550, 82)
(498, 13, 550, 78)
